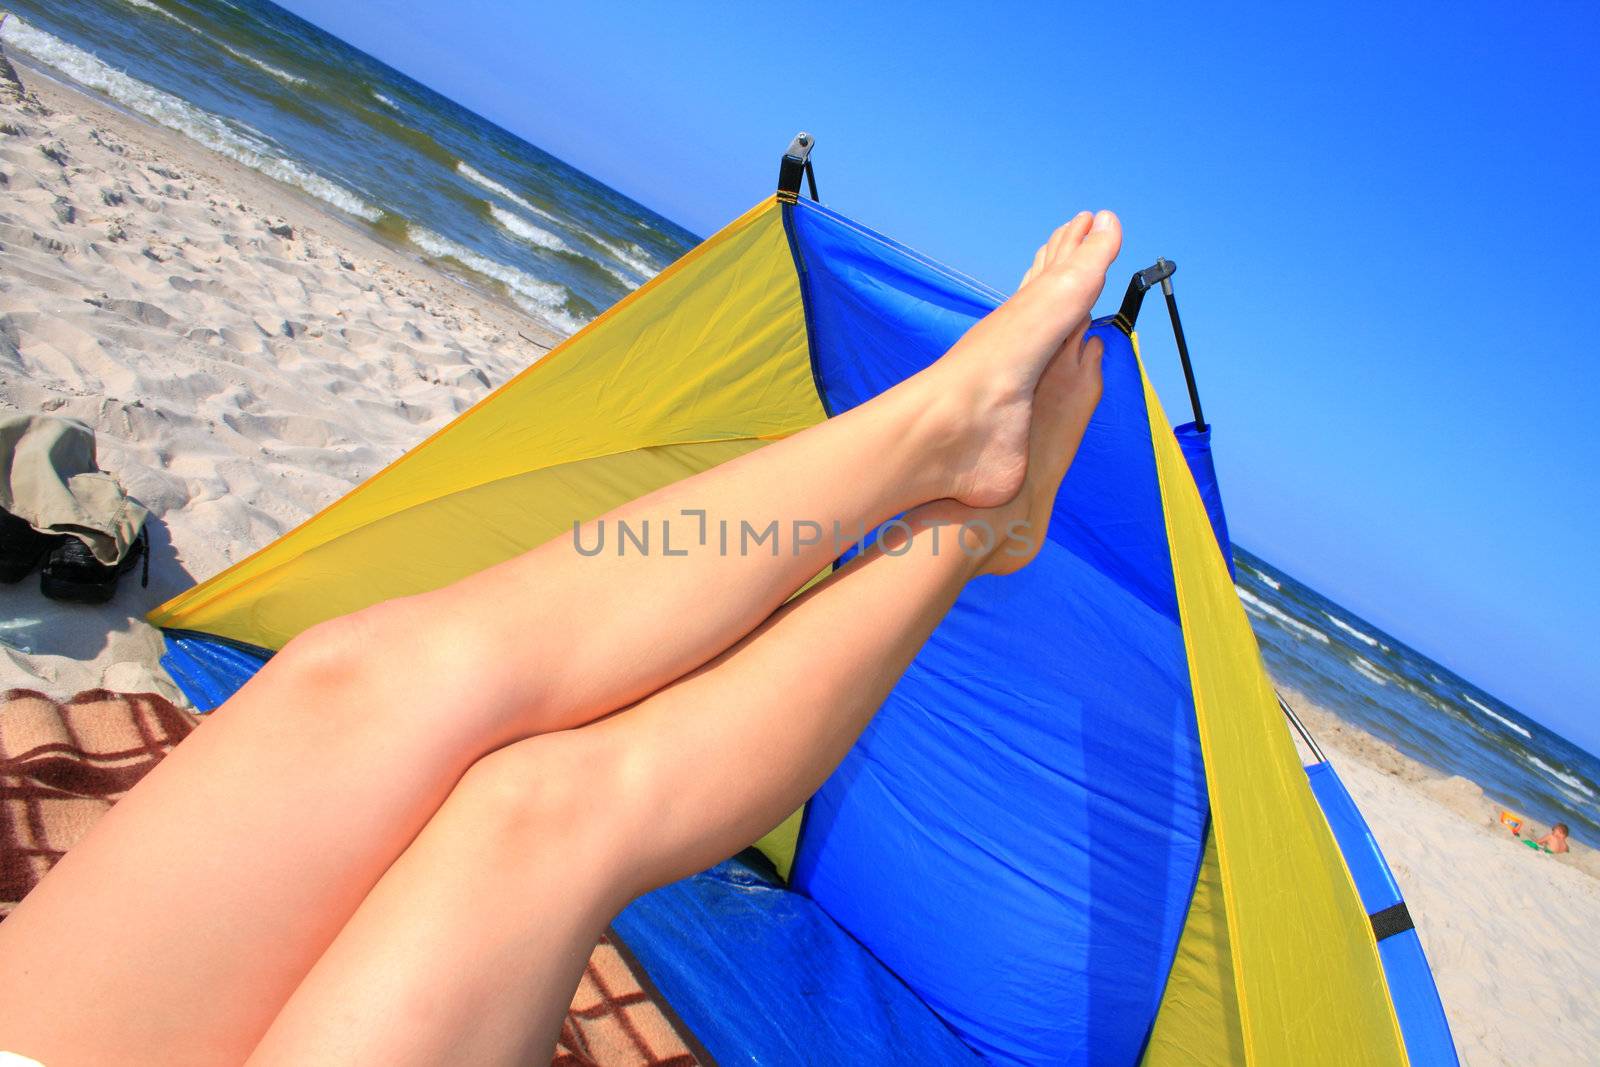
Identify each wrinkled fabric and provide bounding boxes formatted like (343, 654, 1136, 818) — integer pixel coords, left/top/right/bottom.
(0, 415, 146, 565)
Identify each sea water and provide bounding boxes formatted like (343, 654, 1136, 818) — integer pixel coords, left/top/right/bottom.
(1, 0, 698, 336)
(1237, 547, 1600, 846)
(7, 0, 1596, 848)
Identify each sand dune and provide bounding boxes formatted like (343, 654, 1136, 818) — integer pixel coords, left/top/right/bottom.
(1, 55, 1595, 1067)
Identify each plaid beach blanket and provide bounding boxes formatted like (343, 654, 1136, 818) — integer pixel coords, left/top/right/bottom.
(0, 688, 704, 1066)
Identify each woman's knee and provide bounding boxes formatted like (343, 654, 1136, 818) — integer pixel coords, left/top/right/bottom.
(268, 596, 480, 706)
(447, 731, 656, 879)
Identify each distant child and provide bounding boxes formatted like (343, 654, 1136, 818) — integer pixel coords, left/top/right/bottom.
(1537, 823, 1570, 854)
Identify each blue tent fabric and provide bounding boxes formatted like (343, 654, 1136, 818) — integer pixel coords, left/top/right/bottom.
(1172, 422, 1232, 576)
(160, 631, 271, 711)
(784, 199, 1209, 1065)
(1307, 761, 1458, 1065)
(613, 852, 982, 1065)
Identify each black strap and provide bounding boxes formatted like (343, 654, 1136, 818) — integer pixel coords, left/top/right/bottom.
(1369, 902, 1414, 941)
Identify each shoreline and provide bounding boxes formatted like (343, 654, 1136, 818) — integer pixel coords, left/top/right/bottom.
(2, 53, 1595, 1067)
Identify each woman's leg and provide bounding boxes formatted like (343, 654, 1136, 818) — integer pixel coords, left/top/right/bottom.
(245, 331, 1103, 1067)
(0, 214, 1120, 1066)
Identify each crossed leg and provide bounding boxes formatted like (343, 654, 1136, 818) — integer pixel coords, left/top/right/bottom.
(0, 212, 1119, 1066)
(246, 330, 1106, 1065)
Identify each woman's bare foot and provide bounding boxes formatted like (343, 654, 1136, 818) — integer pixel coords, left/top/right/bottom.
(914, 210, 1121, 509)
(907, 330, 1104, 575)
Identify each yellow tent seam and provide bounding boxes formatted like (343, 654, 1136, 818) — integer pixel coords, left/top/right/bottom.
(1133, 341, 1258, 1064)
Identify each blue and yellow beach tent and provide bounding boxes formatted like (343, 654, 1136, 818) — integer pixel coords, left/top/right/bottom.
(148, 139, 1455, 1065)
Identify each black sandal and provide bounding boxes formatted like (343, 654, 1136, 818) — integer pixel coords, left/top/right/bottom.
(39, 525, 150, 604)
(0, 508, 64, 583)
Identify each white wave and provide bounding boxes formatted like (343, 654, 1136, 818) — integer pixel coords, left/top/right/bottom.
(487, 203, 642, 290)
(121, 0, 306, 86)
(2, 17, 377, 220)
(220, 42, 306, 86)
(1322, 611, 1381, 649)
(1463, 694, 1532, 739)
(1526, 754, 1596, 799)
(1236, 587, 1330, 644)
(456, 162, 560, 222)
(406, 225, 583, 334)
(1559, 786, 1595, 810)
(1350, 656, 1390, 687)
(124, 0, 189, 23)
(1242, 564, 1281, 590)
(486, 204, 572, 253)
(371, 90, 400, 110)
(591, 235, 658, 281)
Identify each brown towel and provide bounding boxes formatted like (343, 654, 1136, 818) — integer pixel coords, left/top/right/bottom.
(0, 690, 704, 1065)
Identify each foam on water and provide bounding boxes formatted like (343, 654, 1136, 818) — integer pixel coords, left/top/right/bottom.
(120, 0, 305, 86)
(1322, 610, 1383, 649)
(1242, 562, 1281, 590)
(405, 224, 583, 334)
(370, 90, 400, 110)
(1237, 586, 1331, 643)
(1525, 754, 1596, 799)
(218, 42, 306, 87)
(590, 235, 658, 281)
(1464, 693, 1533, 739)
(456, 161, 560, 222)
(486, 204, 572, 253)
(2, 17, 379, 220)
(1350, 656, 1391, 687)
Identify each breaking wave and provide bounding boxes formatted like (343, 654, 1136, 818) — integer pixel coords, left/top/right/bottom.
(1237, 587, 1331, 644)
(1350, 656, 1391, 687)
(371, 90, 400, 110)
(487, 204, 572, 253)
(1322, 611, 1381, 649)
(1, 17, 376, 220)
(1242, 563, 1281, 590)
(456, 162, 560, 222)
(405, 224, 583, 334)
(590, 235, 658, 281)
(1525, 754, 1596, 799)
(486, 206, 643, 290)
(121, 0, 307, 86)
(1463, 694, 1533, 739)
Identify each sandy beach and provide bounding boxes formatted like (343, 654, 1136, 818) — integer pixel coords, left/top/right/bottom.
(1, 56, 1594, 1067)
(1, 57, 556, 701)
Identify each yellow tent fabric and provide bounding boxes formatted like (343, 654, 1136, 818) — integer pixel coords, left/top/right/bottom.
(1141, 828, 1244, 1066)
(1140, 354, 1407, 1065)
(148, 197, 825, 649)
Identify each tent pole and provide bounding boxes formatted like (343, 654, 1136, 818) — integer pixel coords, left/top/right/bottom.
(1278, 692, 1327, 763)
(1160, 262, 1206, 432)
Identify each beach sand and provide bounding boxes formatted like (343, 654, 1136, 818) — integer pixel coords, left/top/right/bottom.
(1285, 691, 1600, 1065)
(1, 58, 555, 702)
(1, 58, 1594, 1067)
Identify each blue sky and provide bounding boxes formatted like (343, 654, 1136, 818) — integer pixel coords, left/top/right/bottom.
(278, 1, 1598, 752)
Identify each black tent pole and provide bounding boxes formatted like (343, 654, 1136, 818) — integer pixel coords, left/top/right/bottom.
(1159, 259, 1206, 432)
